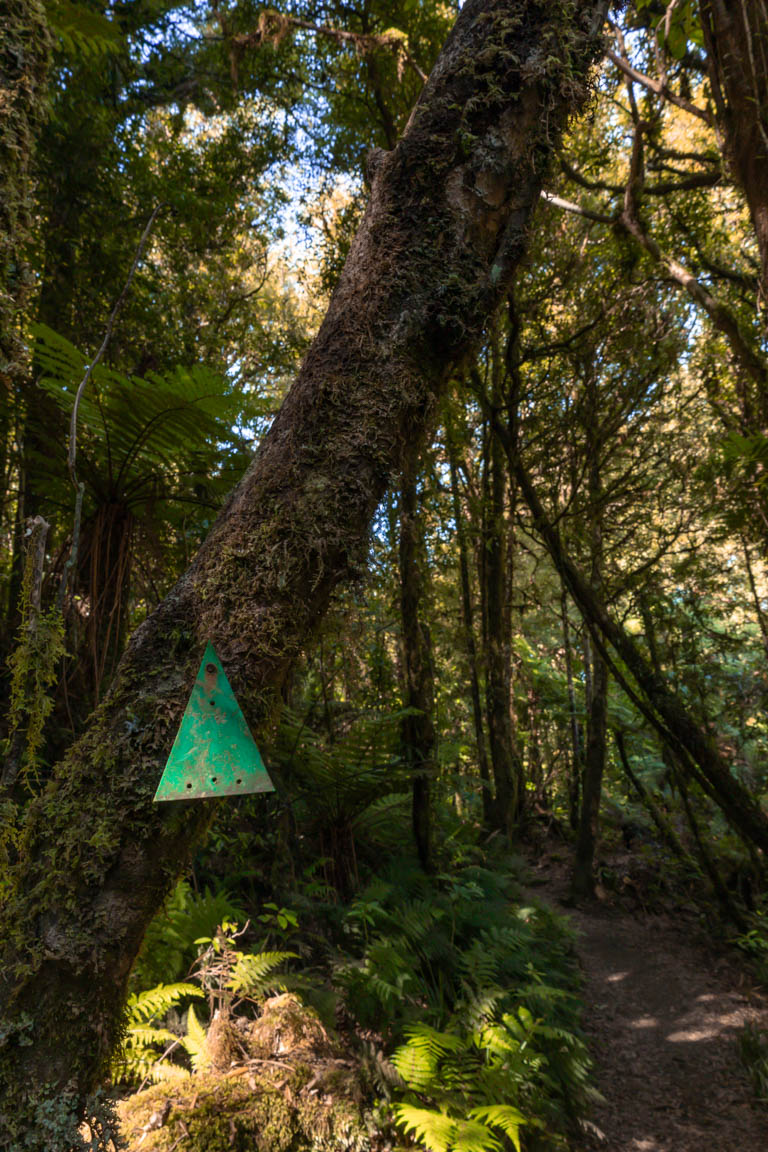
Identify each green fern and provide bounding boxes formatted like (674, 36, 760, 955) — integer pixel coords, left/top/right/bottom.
(180, 1003, 210, 1072)
(113, 982, 203, 1086)
(32, 324, 248, 520)
(228, 950, 298, 998)
(45, 0, 122, 60)
(395, 1104, 523, 1152)
(131, 880, 246, 990)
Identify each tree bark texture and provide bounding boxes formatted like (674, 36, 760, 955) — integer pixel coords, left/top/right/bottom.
(0, 1, 609, 1143)
(399, 446, 436, 871)
(701, 0, 768, 329)
(481, 354, 524, 831)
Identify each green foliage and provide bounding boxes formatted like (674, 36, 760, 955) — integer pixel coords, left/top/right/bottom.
(33, 324, 250, 516)
(131, 880, 246, 990)
(113, 981, 203, 1086)
(222, 947, 298, 1000)
(6, 606, 65, 770)
(45, 0, 122, 61)
(732, 910, 768, 984)
(738, 1023, 768, 1102)
(336, 860, 592, 1148)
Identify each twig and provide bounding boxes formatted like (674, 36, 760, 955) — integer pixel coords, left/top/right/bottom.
(68, 203, 163, 487)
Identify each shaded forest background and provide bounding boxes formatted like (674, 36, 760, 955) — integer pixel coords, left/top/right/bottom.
(3, 0, 768, 1148)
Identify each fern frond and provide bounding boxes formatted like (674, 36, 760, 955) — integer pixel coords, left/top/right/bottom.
(452, 1119, 502, 1152)
(468, 1105, 525, 1150)
(180, 1003, 210, 1072)
(227, 950, 297, 996)
(125, 982, 202, 1025)
(394, 1105, 457, 1152)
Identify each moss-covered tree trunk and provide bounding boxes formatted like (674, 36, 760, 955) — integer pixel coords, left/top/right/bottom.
(0, 0, 49, 400)
(0, 0, 50, 657)
(0, 1, 608, 1144)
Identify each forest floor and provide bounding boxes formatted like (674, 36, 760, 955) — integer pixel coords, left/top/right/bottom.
(526, 844, 768, 1152)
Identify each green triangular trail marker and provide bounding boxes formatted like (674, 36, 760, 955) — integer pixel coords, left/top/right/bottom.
(154, 643, 274, 802)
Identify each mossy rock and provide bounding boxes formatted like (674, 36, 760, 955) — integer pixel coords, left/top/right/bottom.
(118, 1056, 378, 1152)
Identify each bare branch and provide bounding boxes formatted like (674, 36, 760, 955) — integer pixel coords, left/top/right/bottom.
(606, 46, 714, 125)
(540, 190, 614, 224)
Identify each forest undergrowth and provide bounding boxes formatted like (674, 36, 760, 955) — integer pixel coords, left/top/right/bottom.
(112, 816, 596, 1152)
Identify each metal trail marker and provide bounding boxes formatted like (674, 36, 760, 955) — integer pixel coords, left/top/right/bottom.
(153, 642, 274, 802)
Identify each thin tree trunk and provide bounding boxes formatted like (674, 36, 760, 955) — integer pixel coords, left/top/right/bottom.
(447, 428, 492, 823)
(561, 582, 582, 830)
(399, 445, 435, 871)
(0, 3, 610, 1138)
(572, 648, 608, 898)
(483, 414, 517, 832)
(480, 333, 524, 832)
(572, 411, 608, 899)
(613, 729, 691, 869)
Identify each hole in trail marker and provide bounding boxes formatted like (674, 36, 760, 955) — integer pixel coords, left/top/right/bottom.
(153, 642, 275, 802)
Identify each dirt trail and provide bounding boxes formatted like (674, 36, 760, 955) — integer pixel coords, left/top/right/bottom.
(527, 860, 768, 1152)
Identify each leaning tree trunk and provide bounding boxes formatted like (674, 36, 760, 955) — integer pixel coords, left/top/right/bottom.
(0, 1, 608, 1144)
